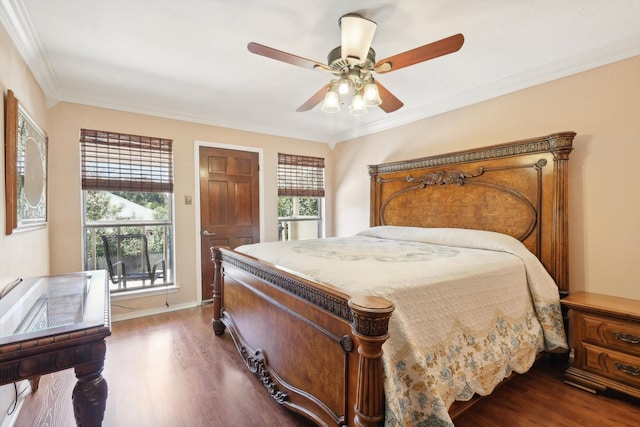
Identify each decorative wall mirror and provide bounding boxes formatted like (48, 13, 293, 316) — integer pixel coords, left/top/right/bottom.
(5, 90, 48, 234)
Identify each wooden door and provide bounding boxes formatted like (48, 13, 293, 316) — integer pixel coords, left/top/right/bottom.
(199, 147, 259, 301)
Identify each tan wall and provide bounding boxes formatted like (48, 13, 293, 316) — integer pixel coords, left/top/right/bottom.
(0, 20, 50, 422)
(334, 55, 640, 300)
(0, 21, 50, 284)
(46, 103, 333, 317)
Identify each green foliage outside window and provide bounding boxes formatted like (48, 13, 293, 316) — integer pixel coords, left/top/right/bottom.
(86, 191, 122, 221)
(278, 197, 319, 218)
(86, 191, 168, 221)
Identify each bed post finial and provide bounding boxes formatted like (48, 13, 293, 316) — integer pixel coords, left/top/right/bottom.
(349, 295, 395, 427)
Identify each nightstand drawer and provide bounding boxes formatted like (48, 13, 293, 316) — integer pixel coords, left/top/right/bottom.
(563, 291, 640, 398)
(579, 312, 640, 356)
(584, 342, 640, 388)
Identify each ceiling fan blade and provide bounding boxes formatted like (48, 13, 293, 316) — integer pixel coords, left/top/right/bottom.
(296, 84, 331, 112)
(375, 81, 404, 113)
(374, 33, 464, 74)
(247, 42, 331, 72)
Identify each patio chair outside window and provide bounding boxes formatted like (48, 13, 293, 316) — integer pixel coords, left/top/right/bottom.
(101, 234, 166, 288)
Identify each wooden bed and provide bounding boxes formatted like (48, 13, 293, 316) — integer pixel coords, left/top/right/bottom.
(210, 131, 575, 427)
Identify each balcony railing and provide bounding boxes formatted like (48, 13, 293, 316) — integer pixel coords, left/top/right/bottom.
(84, 222, 172, 292)
(278, 217, 322, 241)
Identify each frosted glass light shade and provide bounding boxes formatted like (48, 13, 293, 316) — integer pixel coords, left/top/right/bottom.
(321, 90, 341, 113)
(349, 93, 367, 116)
(364, 82, 382, 106)
(338, 78, 350, 95)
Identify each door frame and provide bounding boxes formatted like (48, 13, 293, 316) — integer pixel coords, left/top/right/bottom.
(194, 140, 264, 303)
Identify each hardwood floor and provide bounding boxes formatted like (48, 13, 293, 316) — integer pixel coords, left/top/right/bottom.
(454, 356, 640, 427)
(14, 306, 640, 427)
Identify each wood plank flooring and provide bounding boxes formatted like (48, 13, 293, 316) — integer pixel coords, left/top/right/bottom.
(14, 305, 640, 427)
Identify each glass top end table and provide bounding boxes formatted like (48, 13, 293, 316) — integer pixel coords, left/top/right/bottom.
(0, 270, 111, 426)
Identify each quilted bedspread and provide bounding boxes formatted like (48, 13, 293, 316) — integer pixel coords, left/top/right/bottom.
(236, 226, 568, 426)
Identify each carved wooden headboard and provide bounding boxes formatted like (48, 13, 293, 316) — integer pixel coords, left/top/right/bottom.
(368, 132, 575, 295)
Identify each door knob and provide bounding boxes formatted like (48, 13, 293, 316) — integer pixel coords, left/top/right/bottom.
(202, 230, 215, 236)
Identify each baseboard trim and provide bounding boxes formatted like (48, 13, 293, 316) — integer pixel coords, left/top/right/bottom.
(112, 301, 200, 322)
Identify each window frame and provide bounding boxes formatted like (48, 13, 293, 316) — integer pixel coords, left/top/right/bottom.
(277, 153, 325, 241)
(277, 196, 323, 241)
(80, 129, 176, 295)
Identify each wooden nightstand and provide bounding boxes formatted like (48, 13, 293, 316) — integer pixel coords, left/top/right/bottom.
(563, 291, 640, 398)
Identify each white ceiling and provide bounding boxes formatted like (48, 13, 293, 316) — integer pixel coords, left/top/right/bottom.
(2, 0, 640, 146)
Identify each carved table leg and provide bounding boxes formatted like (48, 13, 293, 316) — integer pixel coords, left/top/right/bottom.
(28, 376, 41, 392)
(73, 361, 108, 427)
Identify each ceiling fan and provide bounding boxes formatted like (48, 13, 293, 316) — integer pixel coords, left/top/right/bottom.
(247, 13, 464, 115)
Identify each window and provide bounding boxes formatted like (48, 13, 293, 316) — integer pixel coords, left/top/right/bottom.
(81, 129, 174, 293)
(277, 153, 325, 241)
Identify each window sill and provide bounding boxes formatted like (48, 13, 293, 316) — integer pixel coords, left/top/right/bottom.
(110, 284, 179, 302)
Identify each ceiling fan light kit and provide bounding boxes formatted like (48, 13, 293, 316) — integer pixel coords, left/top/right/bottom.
(320, 40, 383, 115)
(247, 12, 464, 115)
(321, 76, 381, 115)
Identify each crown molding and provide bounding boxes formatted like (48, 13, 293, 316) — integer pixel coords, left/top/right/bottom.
(330, 33, 640, 145)
(57, 93, 331, 145)
(0, 0, 60, 104)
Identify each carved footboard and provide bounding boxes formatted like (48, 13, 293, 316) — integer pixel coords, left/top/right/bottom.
(211, 247, 394, 427)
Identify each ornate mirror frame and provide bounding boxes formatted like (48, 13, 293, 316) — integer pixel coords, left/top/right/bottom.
(4, 90, 48, 234)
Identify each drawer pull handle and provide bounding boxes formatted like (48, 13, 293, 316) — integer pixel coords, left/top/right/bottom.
(614, 332, 640, 345)
(615, 362, 640, 376)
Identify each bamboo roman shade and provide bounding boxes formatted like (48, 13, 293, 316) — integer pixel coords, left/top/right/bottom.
(80, 129, 173, 193)
(277, 153, 325, 197)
